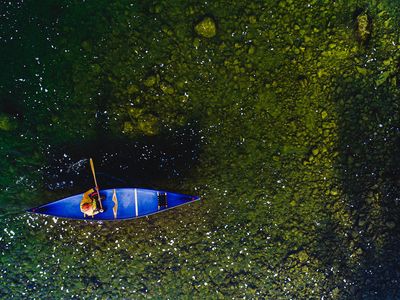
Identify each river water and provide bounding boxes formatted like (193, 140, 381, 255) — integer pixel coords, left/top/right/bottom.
(1, 0, 400, 298)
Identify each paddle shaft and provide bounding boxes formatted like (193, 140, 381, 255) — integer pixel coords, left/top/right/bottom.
(90, 158, 103, 210)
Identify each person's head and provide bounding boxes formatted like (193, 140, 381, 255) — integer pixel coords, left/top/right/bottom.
(81, 202, 92, 213)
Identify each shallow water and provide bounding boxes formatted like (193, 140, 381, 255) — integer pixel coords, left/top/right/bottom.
(2, 0, 400, 298)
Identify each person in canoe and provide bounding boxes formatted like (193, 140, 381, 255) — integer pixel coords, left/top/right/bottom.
(80, 187, 104, 217)
(80, 159, 104, 217)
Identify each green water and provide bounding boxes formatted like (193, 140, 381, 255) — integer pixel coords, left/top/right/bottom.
(2, 0, 400, 298)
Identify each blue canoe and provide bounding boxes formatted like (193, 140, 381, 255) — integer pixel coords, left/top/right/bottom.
(27, 188, 200, 221)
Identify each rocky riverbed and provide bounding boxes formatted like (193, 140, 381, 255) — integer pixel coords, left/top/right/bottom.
(1, 0, 400, 298)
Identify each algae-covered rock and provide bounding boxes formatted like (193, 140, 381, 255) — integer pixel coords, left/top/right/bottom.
(0, 114, 16, 131)
(123, 121, 134, 133)
(385, 221, 396, 229)
(298, 250, 309, 263)
(127, 84, 139, 95)
(356, 66, 368, 75)
(356, 12, 371, 44)
(121, 108, 159, 136)
(312, 148, 319, 156)
(249, 15, 257, 24)
(195, 17, 217, 38)
(248, 45, 256, 55)
(81, 40, 91, 51)
(144, 75, 157, 87)
(193, 37, 200, 49)
(160, 82, 175, 95)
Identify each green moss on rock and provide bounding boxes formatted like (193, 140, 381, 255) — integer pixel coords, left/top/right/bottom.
(127, 84, 140, 94)
(160, 82, 175, 95)
(144, 75, 157, 87)
(121, 108, 159, 136)
(356, 13, 371, 44)
(195, 17, 217, 38)
(0, 114, 16, 131)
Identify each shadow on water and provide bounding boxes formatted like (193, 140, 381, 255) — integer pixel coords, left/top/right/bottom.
(331, 77, 400, 298)
(41, 122, 202, 198)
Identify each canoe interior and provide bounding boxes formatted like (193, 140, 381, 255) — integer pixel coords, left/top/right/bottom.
(28, 188, 200, 220)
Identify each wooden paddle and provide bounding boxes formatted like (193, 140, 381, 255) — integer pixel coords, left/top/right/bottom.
(90, 158, 104, 211)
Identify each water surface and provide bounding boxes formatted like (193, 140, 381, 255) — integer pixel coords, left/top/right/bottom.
(1, 0, 400, 298)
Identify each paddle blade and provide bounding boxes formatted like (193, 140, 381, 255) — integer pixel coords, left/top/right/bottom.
(112, 189, 118, 219)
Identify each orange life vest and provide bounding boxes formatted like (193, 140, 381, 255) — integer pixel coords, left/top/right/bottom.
(80, 188, 100, 216)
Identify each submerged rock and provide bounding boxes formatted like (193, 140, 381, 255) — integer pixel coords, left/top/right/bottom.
(127, 84, 139, 95)
(0, 113, 16, 131)
(386, 221, 396, 229)
(195, 17, 217, 38)
(160, 82, 175, 95)
(144, 75, 157, 87)
(355, 11, 372, 45)
(121, 108, 159, 136)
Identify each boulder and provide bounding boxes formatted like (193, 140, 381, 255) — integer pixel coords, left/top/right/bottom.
(0, 113, 16, 131)
(195, 17, 217, 38)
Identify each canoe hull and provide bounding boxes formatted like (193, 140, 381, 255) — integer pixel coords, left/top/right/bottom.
(28, 188, 200, 221)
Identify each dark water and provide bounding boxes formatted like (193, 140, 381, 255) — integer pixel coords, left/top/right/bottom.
(2, 0, 400, 298)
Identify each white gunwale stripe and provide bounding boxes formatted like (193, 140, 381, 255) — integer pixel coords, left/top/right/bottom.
(134, 188, 138, 217)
